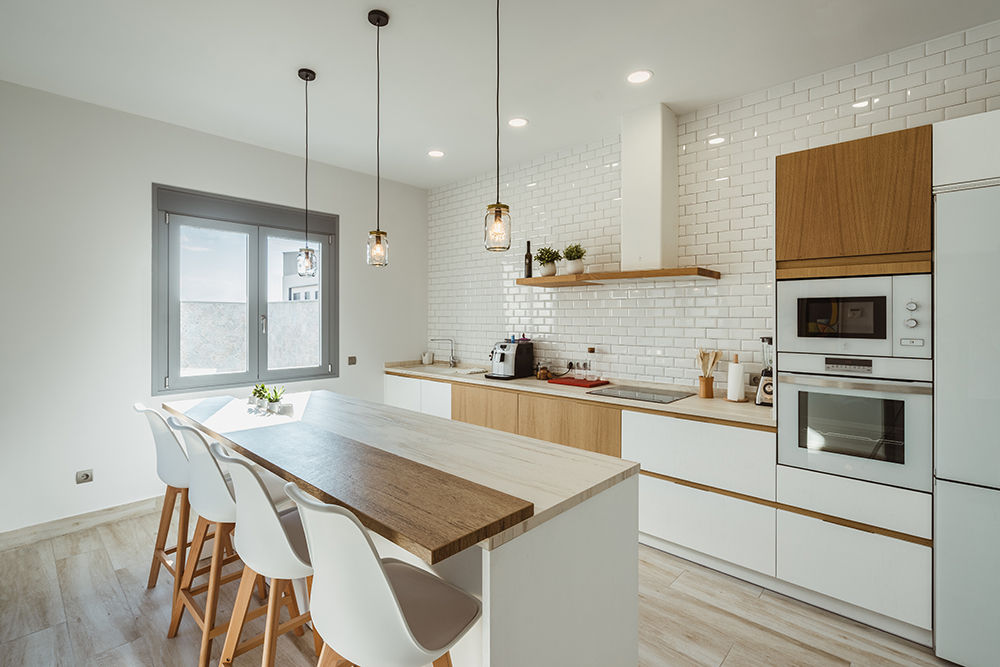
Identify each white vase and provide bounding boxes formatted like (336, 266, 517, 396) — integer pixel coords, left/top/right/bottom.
(565, 259, 585, 274)
(256, 398, 268, 409)
(539, 262, 557, 277)
(267, 401, 282, 413)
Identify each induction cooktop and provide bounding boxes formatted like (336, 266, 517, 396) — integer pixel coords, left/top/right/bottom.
(587, 385, 694, 405)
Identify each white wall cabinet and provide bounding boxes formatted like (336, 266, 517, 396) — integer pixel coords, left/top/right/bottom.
(383, 374, 451, 419)
(639, 474, 776, 576)
(621, 411, 776, 499)
(776, 511, 931, 629)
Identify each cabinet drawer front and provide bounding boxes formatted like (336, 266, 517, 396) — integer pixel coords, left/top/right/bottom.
(777, 466, 931, 538)
(518, 393, 621, 456)
(451, 384, 518, 433)
(639, 475, 775, 575)
(384, 375, 422, 412)
(623, 411, 775, 499)
(776, 511, 931, 629)
(419, 380, 452, 419)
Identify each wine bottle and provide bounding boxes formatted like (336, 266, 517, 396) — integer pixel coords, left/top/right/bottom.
(524, 241, 532, 278)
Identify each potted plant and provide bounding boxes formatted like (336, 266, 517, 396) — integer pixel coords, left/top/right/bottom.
(266, 385, 285, 413)
(534, 246, 562, 277)
(252, 383, 268, 409)
(564, 243, 587, 274)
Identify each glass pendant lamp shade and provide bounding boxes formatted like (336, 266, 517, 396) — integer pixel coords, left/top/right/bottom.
(484, 203, 511, 251)
(297, 246, 317, 277)
(367, 230, 389, 266)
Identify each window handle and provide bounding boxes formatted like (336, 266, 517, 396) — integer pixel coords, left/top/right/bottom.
(260, 314, 267, 335)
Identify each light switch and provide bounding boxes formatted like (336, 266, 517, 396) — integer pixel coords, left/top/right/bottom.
(347, 356, 357, 365)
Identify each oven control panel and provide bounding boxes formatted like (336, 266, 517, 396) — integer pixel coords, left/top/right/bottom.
(891, 274, 932, 359)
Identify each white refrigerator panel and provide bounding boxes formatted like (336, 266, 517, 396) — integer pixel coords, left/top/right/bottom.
(934, 186, 1000, 489)
(933, 109, 1000, 186)
(934, 480, 1000, 666)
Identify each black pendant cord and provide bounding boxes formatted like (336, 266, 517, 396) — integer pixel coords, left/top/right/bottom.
(376, 23, 382, 234)
(495, 0, 500, 205)
(304, 77, 310, 249)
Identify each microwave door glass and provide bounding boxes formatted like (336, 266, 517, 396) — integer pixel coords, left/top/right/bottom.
(798, 391, 905, 464)
(798, 296, 887, 339)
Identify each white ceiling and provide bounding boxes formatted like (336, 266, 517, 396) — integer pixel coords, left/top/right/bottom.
(2, 0, 999, 189)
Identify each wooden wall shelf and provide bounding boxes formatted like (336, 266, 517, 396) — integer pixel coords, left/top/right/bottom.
(515, 267, 721, 288)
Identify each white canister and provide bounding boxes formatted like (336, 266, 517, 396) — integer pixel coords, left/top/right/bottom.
(422, 351, 434, 365)
(727, 354, 746, 402)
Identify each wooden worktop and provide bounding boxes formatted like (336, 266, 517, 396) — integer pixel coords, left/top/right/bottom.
(164, 390, 637, 563)
(385, 363, 776, 431)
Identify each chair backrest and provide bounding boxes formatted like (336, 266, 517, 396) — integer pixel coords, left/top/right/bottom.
(285, 483, 433, 666)
(167, 418, 235, 524)
(133, 403, 189, 489)
(209, 442, 311, 580)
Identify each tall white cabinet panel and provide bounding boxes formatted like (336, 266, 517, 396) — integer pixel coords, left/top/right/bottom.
(935, 480, 1000, 666)
(933, 108, 1000, 186)
(638, 474, 776, 576)
(622, 411, 776, 499)
(776, 511, 931, 629)
(383, 374, 421, 412)
(420, 380, 452, 419)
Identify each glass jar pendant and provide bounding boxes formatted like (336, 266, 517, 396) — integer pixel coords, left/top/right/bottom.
(367, 230, 389, 266)
(484, 203, 511, 251)
(297, 246, 317, 277)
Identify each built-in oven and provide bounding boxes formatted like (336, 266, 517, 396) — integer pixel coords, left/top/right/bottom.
(777, 354, 933, 492)
(777, 275, 931, 358)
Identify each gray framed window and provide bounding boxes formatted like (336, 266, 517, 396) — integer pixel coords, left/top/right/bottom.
(152, 185, 338, 394)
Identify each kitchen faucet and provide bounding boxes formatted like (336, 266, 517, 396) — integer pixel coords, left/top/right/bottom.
(430, 338, 458, 367)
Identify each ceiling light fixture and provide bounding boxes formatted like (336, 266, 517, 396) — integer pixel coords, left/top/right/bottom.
(708, 136, 725, 145)
(484, 0, 511, 252)
(626, 70, 653, 84)
(367, 9, 390, 267)
(296, 68, 317, 277)
(428, 150, 445, 157)
(508, 117, 528, 128)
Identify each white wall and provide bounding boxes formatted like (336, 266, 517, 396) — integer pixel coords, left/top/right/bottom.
(0, 81, 428, 533)
(427, 18, 1000, 387)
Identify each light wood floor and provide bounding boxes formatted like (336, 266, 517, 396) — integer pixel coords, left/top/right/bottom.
(0, 506, 948, 666)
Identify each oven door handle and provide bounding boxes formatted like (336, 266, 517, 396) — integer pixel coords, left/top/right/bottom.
(777, 373, 933, 395)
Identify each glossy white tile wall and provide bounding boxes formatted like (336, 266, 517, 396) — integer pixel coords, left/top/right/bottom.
(428, 20, 1000, 388)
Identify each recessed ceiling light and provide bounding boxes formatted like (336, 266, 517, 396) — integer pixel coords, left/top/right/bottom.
(508, 117, 528, 128)
(626, 70, 653, 84)
(708, 136, 725, 145)
(852, 100, 869, 108)
(427, 150, 445, 157)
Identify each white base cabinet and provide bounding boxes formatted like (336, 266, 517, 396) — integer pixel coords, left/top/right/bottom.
(383, 375, 452, 419)
(776, 511, 931, 630)
(639, 474, 776, 576)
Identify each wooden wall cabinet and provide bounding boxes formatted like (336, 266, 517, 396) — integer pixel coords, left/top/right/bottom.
(516, 393, 622, 457)
(451, 384, 519, 434)
(775, 125, 932, 278)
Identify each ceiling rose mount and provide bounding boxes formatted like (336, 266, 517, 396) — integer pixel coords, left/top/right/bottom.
(297, 68, 316, 83)
(368, 9, 389, 27)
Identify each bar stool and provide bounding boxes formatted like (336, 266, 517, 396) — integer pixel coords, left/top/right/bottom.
(286, 483, 482, 667)
(133, 403, 191, 602)
(210, 442, 321, 665)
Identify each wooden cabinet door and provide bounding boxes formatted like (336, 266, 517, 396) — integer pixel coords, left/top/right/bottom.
(517, 393, 621, 457)
(451, 384, 518, 433)
(776, 125, 932, 262)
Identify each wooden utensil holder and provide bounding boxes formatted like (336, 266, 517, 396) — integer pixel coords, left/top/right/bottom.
(698, 376, 714, 399)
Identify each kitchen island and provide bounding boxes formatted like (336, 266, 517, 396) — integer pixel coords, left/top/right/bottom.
(164, 390, 639, 667)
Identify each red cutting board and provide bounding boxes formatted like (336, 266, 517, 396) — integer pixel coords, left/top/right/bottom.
(547, 377, 610, 388)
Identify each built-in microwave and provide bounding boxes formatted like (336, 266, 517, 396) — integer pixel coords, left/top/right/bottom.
(777, 275, 931, 358)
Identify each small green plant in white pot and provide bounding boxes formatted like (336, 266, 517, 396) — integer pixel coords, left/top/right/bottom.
(266, 385, 285, 413)
(251, 383, 268, 409)
(564, 243, 587, 274)
(534, 246, 562, 277)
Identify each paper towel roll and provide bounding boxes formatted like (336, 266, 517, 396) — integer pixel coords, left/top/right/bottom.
(727, 354, 745, 402)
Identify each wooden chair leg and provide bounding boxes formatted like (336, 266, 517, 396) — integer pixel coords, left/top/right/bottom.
(283, 580, 306, 637)
(255, 574, 268, 601)
(317, 643, 353, 667)
(220, 565, 258, 664)
(148, 486, 178, 588)
(307, 576, 323, 657)
(169, 514, 209, 638)
(172, 488, 189, 606)
(198, 522, 230, 667)
(432, 652, 453, 667)
(262, 576, 284, 666)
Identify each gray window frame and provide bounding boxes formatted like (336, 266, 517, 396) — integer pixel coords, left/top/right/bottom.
(152, 184, 339, 395)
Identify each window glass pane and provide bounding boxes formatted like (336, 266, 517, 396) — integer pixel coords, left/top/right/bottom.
(266, 235, 321, 370)
(178, 225, 249, 376)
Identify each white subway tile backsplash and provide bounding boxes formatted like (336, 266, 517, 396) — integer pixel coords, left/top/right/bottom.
(426, 21, 998, 389)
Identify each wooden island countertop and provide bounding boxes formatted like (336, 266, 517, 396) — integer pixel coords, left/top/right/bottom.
(164, 390, 638, 564)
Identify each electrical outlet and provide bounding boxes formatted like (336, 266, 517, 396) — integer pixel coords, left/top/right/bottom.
(75, 469, 94, 485)
(347, 356, 357, 366)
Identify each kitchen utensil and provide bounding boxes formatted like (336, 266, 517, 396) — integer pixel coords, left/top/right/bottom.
(698, 375, 714, 399)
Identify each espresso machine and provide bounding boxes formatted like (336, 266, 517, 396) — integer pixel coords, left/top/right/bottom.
(486, 341, 534, 380)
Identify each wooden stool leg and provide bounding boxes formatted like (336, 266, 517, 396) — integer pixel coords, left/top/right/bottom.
(262, 577, 285, 666)
(255, 574, 268, 601)
(198, 522, 230, 667)
(148, 486, 178, 588)
(317, 643, 352, 667)
(307, 576, 323, 657)
(220, 565, 258, 664)
(169, 514, 208, 638)
(432, 652, 453, 667)
(172, 488, 189, 605)
(283, 580, 306, 637)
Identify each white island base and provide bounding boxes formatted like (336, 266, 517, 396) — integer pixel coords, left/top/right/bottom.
(371, 475, 639, 667)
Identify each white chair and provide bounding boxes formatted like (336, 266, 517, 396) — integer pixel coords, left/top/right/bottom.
(210, 442, 321, 665)
(133, 404, 191, 599)
(286, 483, 482, 667)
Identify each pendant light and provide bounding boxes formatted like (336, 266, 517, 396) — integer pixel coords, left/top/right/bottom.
(367, 9, 390, 267)
(297, 68, 318, 277)
(484, 0, 511, 251)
